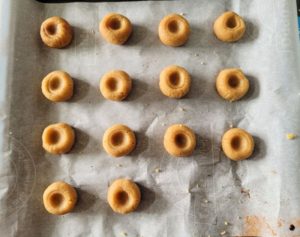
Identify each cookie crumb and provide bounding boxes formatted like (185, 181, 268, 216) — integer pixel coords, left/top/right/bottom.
(195, 53, 199, 57)
(224, 221, 229, 226)
(161, 123, 166, 126)
(196, 183, 200, 188)
(178, 107, 185, 112)
(241, 188, 251, 198)
(179, 12, 186, 16)
(286, 133, 297, 140)
(116, 164, 122, 167)
(120, 232, 127, 236)
(220, 230, 226, 235)
(154, 168, 161, 173)
(290, 224, 295, 231)
(203, 199, 209, 203)
(200, 61, 206, 65)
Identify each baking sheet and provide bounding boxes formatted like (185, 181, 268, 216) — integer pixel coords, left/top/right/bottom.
(0, 0, 300, 236)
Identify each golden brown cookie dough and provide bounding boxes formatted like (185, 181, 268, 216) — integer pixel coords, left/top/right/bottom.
(221, 128, 254, 161)
(100, 70, 132, 101)
(159, 65, 191, 98)
(213, 11, 246, 42)
(43, 181, 77, 215)
(158, 14, 190, 47)
(40, 16, 73, 48)
(107, 179, 141, 214)
(103, 124, 136, 157)
(99, 13, 132, 45)
(164, 124, 196, 157)
(41, 71, 74, 102)
(216, 68, 249, 102)
(42, 123, 75, 154)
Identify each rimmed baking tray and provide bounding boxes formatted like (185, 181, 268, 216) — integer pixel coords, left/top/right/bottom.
(0, 0, 300, 236)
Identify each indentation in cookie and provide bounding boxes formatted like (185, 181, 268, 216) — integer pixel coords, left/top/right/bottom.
(46, 24, 57, 35)
(226, 16, 237, 29)
(50, 193, 64, 207)
(111, 132, 124, 146)
(175, 133, 187, 148)
(108, 18, 121, 30)
(168, 20, 179, 33)
(116, 191, 129, 205)
(228, 75, 240, 88)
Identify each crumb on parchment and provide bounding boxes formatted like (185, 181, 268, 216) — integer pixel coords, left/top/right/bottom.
(120, 232, 127, 236)
(154, 168, 161, 173)
(220, 230, 226, 235)
(241, 188, 251, 198)
(286, 133, 297, 140)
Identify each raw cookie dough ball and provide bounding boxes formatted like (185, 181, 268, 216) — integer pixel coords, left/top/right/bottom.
(221, 128, 254, 161)
(213, 11, 246, 42)
(216, 68, 249, 101)
(41, 70, 74, 102)
(100, 70, 132, 101)
(99, 13, 132, 45)
(164, 124, 196, 157)
(107, 179, 141, 214)
(40, 16, 73, 48)
(159, 65, 191, 98)
(42, 123, 75, 154)
(43, 181, 77, 215)
(103, 124, 136, 157)
(158, 13, 190, 47)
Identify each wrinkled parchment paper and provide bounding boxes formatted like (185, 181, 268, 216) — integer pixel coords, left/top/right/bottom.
(0, 0, 300, 236)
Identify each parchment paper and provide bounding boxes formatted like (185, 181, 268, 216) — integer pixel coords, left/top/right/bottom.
(0, 0, 300, 236)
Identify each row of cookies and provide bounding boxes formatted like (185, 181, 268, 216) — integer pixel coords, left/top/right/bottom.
(40, 11, 246, 48)
(43, 179, 140, 215)
(43, 123, 255, 161)
(42, 67, 249, 102)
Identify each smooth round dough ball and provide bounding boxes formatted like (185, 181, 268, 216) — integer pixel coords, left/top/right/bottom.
(159, 65, 191, 98)
(213, 11, 246, 42)
(107, 179, 141, 214)
(42, 123, 75, 154)
(221, 128, 254, 161)
(158, 13, 190, 47)
(40, 16, 73, 48)
(216, 68, 249, 101)
(102, 124, 136, 157)
(100, 70, 132, 101)
(99, 13, 132, 45)
(43, 181, 77, 215)
(41, 70, 74, 102)
(164, 124, 196, 157)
